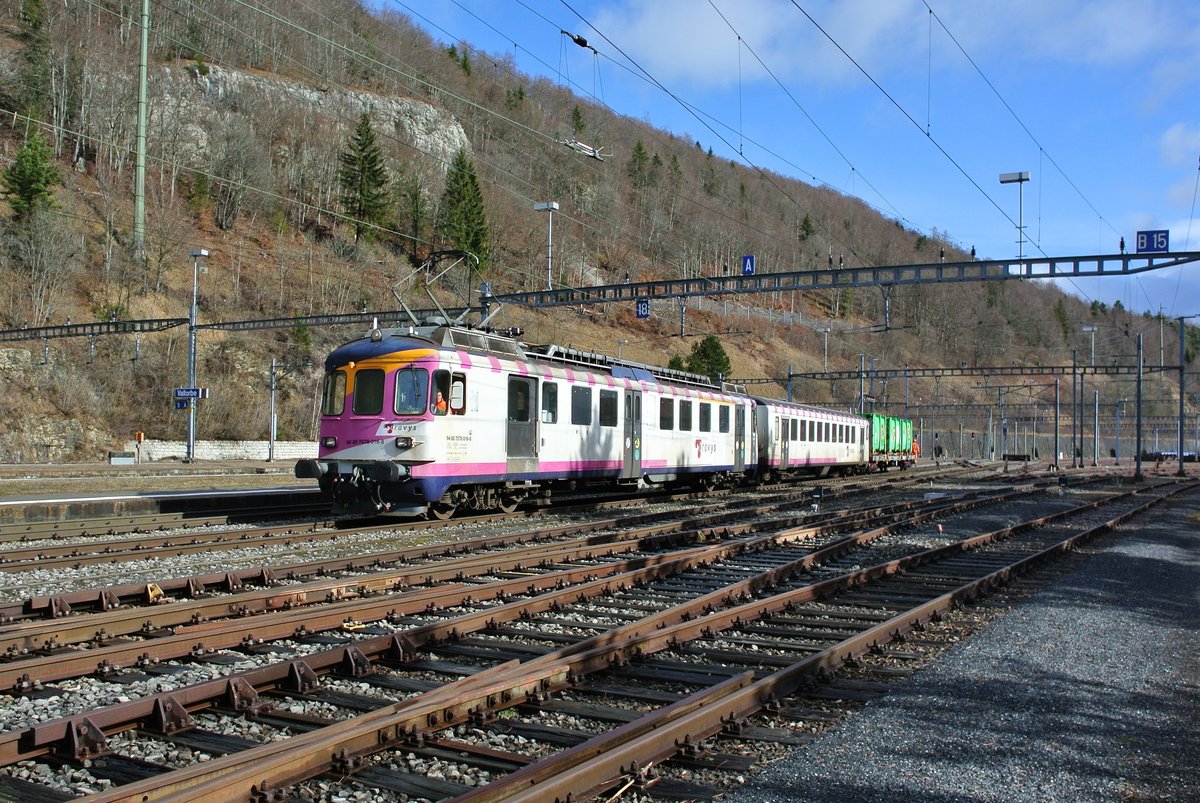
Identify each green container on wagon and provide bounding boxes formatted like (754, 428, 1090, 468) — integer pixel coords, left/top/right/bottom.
(896, 417, 913, 454)
(869, 413, 889, 452)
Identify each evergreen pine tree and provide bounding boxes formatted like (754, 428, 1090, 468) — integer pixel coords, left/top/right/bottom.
(338, 112, 391, 245)
(395, 169, 428, 259)
(2, 131, 61, 220)
(686, 335, 732, 383)
(435, 148, 489, 269)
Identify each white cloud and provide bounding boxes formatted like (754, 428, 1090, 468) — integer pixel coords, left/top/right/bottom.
(1160, 123, 1200, 169)
(583, 1, 1198, 96)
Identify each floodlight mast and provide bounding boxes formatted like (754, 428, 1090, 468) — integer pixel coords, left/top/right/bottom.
(533, 202, 559, 291)
(999, 171, 1030, 260)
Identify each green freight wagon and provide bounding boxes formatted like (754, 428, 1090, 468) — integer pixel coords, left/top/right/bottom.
(862, 413, 915, 469)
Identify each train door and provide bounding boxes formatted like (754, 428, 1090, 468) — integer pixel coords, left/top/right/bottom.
(506, 376, 538, 474)
(622, 390, 642, 479)
(779, 416, 790, 467)
(734, 404, 746, 473)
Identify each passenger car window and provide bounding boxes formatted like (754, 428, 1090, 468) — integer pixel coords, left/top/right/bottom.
(542, 382, 558, 423)
(679, 400, 692, 431)
(659, 398, 674, 430)
(571, 386, 592, 425)
(599, 390, 618, 427)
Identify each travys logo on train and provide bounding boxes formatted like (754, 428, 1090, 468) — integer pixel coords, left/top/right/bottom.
(377, 422, 418, 435)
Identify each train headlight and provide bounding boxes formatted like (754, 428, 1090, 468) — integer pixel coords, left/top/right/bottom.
(394, 436, 415, 449)
(320, 436, 337, 448)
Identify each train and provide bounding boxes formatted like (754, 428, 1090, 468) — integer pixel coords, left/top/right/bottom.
(295, 321, 916, 517)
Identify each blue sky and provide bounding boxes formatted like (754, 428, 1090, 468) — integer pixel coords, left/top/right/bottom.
(396, 0, 1200, 317)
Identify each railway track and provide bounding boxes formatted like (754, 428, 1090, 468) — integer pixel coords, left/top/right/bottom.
(0, 469, 1182, 801)
(0, 464, 995, 605)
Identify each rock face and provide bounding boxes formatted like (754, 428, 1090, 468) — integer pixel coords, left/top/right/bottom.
(0, 349, 107, 463)
(162, 64, 470, 170)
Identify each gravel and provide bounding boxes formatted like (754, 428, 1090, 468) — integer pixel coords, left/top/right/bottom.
(726, 486, 1199, 803)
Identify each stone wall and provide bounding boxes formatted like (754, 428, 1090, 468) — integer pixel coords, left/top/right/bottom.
(124, 440, 317, 461)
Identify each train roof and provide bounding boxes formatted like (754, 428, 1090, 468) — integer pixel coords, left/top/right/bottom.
(327, 323, 745, 393)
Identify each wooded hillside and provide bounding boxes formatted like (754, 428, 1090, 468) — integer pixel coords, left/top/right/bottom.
(0, 0, 1188, 462)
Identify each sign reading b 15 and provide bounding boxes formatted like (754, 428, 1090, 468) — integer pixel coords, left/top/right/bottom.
(1136, 230, 1169, 254)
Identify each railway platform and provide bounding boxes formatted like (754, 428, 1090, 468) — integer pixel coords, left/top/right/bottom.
(0, 460, 313, 524)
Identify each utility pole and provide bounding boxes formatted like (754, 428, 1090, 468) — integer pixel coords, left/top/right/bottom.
(133, 0, 149, 259)
(1178, 316, 1196, 476)
(1135, 333, 1144, 482)
(1054, 379, 1060, 471)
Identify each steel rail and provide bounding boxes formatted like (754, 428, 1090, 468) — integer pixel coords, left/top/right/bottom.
(4, 483, 828, 617)
(85, 480, 1193, 803)
(3, 473, 964, 627)
(460, 480, 1196, 802)
(0, 485, 1015, 765)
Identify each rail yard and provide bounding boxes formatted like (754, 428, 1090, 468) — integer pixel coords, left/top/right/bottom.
(0, 460, 1194, 802)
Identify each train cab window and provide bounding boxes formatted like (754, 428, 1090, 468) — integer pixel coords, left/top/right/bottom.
(352, 369, 385, 415)
(699, 403, 711, 432)
(718, 405, 730, 433)
(542, 382, 558, 423)
(431, 370, 451, 416)
(394, 367, 429, 415)
(679, 400, 693, 431)
(571, 386, 592, 425)
(599, 390, 618, 427)
(659, 398, 674, 430)
(321, 370, 347, 416)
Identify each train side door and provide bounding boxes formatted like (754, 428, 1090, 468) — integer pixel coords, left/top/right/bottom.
(621, 390, 642, 480)
(506, 376, 538, 474)
(734, 404, 746, 473)
(779, 416, 790, 467)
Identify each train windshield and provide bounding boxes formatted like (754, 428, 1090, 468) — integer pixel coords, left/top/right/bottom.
(320, 370, 346, 416)
(394, 366, 429, 416)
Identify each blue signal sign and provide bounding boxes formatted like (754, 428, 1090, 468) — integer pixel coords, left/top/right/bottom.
(174, 400, 189, 410)
(1136, 230, 1169, 254)
(741, 254, 755, 275)
(635, 299, 650, 319)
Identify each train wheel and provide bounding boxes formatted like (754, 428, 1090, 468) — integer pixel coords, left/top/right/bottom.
(429, 502, 458, 520)
(496, 497, 519, 515)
